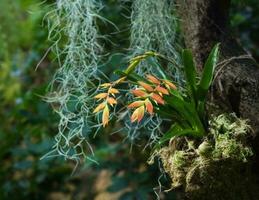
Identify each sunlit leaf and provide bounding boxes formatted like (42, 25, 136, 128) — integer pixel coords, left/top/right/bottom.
(182, 49, 198, 102)
(197, 43, 220, 100)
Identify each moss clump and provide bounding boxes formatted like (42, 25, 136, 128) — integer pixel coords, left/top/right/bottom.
(172, 150, 188, 168)
(210, 114, 253, 162)
(196, 140, 213, 158)
(153, 114, 255, 198)
(153, 146, 196, 189)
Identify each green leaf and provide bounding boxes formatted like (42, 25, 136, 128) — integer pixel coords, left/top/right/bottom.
(183, 100, 206, 135)
(155, 123, 182, 149)
(114, 69, 125, 76)
(156, 106, 189, 128)
(164, 95, 197, 128)
(155, 106, 177, 118)
(169, 89, 184, 100)
(125, 60, 140, 74)
(164, 94, 206, 136)
(197, 100, 205, 123)
(155, 124, 200, 149)
(197, 43, 220, 100)
(182, 49, 197, 101)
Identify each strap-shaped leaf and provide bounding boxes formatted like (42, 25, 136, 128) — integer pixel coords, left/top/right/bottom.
(156, 106, 178, 118)
(155, 123, 182, 149)
(125, 60, 140, 74)
(197, 100, 205, 123)
(182, 49, 197, 101)
(164, 95, 199, 130)
(197, 43, 220, 100)
(183, 100, 206, 136)
(156, 105, 190, 128)
(155, 123, 200, 149)
(125, 52, 157, 74)
(114, 69, 126, 76)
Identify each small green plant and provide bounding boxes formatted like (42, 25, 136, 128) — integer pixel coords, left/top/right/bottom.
(156, 43, 220, 147)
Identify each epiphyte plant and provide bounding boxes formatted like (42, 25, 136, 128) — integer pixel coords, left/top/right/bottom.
(45, 0, 218, 161)
(93, 44, 220, 149)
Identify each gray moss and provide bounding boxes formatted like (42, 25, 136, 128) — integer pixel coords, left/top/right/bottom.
(44, 0, 105, 161)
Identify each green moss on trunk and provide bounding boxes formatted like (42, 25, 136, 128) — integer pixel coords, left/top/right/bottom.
(153, 114, 258, 200)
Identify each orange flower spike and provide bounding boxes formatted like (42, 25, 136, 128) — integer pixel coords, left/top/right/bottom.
(138, 81, 153, 92)
(128, 101, 144, 108)
(145, 99, 154, 114)
(102, 105, 110, 127)
(93, 102, 106, 113)
(107, 97, 117, 106)
(94, 93, 108, 99)
(155, 85, 169, 95)
(131, 89, 148, 97)
(146, 74, 160, 85)
(151, 93, 165, 105)
(163, 79, 177, 90)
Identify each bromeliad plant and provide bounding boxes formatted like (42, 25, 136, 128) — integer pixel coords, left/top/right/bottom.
(93, 44, 220, 148)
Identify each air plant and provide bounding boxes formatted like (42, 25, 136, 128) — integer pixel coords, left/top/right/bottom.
(44, 0, 106, 161)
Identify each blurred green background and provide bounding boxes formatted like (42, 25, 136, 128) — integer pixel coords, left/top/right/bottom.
(0, 0, 258, 199)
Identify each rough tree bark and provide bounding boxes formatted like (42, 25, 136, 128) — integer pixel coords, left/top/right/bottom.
(173, 0, 259, 199)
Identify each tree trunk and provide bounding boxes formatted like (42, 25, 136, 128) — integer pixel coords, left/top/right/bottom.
(174, 0, 259, 199)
